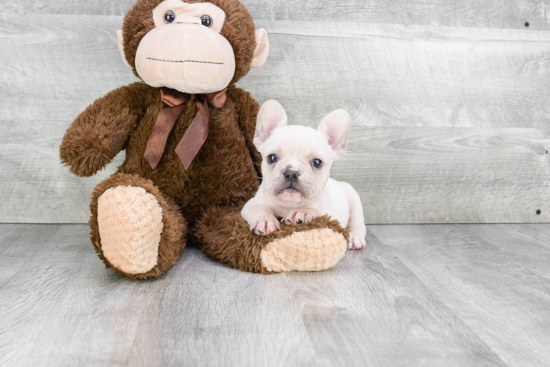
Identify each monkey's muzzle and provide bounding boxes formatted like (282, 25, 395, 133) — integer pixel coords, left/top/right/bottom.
(135, 24, 236, 94)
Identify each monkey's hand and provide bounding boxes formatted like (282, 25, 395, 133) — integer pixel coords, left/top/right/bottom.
(60, 83, 154, 177)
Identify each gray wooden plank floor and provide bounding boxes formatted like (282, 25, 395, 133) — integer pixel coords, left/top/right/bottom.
(1, 224, 549, 367)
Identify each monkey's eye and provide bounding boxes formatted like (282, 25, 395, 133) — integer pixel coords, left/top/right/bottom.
(201, 15, 213, 27)
(267, 154, 278, 164)
(312, 159, 323, 168)
(164, 11, 176, 24)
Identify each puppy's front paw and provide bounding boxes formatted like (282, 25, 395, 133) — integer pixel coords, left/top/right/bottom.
(250, 216, 281, 236)
(348, 233, 366, 250)
(283, 208, 322, 225)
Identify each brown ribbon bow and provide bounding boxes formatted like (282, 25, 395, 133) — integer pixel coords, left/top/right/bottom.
(144, 87, 227, 170)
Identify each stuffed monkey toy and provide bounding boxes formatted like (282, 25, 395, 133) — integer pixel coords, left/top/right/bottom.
(60, 0, 349, 279)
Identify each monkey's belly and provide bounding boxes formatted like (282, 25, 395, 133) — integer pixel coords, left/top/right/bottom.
(120, 112, 260, 221)
(172, 124, 260, 212)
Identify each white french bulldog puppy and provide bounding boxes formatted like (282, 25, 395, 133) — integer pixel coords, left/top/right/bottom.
(241, 100, 366, 249)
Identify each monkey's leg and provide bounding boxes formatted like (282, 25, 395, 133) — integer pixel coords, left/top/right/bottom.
(90, 173, 187, 279)
(194, 207, 349, 273)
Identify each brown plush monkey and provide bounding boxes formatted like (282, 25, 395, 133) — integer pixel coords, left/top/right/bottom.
(60, 0, 349, 279)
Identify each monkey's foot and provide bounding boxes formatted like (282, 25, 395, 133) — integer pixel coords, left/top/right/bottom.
(260, 224, 348, 272)
(90, 174, 187, 279)
(195, 207, 348, 274)
(98, 185, 163, 275)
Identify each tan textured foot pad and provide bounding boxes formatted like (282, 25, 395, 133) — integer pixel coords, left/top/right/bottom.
(260, 228, 348, 272)
(98, 186, 164, 275)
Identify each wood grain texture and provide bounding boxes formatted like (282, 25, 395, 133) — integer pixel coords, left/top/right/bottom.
(1, 14, 549, 223)
(1, 224, 549, 366)
(3, 0, 550, 30)
(245, 21, 550, 129)
(0, 14, 134, 223)
(337, 127, 550, 224)
(370, 224, 550, 367)
(460, 224, 550, 279)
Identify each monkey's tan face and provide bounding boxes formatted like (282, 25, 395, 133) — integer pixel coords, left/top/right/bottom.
(135, 0, 236, 94)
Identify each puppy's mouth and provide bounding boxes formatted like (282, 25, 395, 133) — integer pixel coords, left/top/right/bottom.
(278, 183, 303, 196)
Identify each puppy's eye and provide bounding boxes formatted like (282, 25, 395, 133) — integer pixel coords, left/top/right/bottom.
(201, 15, 213, 27)
(312, 159, 323, 168)
(267, 154, 278, 164)
(164, 11, 176, 24)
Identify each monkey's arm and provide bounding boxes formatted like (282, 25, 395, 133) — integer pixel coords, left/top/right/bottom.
(229, 87, 263, 177)
(60, 82, 155, 177)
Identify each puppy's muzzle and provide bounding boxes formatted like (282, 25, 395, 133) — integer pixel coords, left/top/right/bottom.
(283, 169, 300, 183)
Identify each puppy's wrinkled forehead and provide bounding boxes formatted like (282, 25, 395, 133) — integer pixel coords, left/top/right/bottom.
(263, 126, 330, 157)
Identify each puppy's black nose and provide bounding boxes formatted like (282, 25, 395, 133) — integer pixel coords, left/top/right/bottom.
(283, 169, 300, 183)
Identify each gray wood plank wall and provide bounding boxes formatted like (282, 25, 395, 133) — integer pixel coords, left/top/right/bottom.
(1, 1, 549, 224)
(4, 0, 550, 30)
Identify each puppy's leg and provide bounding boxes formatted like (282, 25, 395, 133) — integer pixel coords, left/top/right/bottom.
(341, 182, 367, 250)
(241, 198, 281, 235)
(283, 208, 323, 225)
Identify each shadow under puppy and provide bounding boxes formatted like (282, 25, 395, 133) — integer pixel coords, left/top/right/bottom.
(241, 100, 367, 249)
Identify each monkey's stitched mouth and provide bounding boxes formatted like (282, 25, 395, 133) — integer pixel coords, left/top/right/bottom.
(146, 57, 223, 65)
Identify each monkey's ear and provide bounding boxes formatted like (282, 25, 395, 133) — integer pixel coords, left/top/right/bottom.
(251, 28, 269, 68)
(318, 110, 351, 160)
(116, 30, 131, 67)
(254, 100, 287, 150)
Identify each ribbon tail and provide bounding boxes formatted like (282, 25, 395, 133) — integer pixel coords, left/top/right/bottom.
(175, 97, 210, 170)
(144, 103, 185, 170)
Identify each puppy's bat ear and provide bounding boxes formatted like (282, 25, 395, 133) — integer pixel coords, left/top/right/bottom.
(254, 100, 288, 150)
(318, 109, 351, 160)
